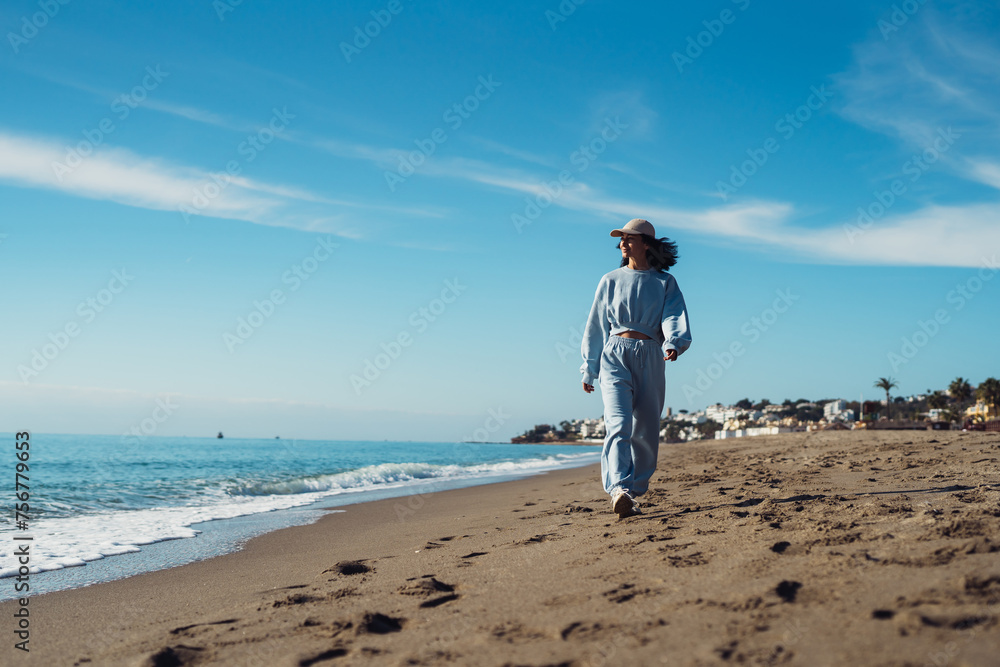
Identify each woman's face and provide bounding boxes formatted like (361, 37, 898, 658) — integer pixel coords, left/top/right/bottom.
(619, 233, 648, 262)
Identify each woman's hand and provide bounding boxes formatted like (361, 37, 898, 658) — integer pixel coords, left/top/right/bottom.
(664, 349, 678, 362)
(583, 382, 594, 393)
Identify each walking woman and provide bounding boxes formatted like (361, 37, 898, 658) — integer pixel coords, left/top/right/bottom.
(580, 218, 692, 518)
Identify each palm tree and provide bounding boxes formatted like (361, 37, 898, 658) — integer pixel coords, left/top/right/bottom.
(927, 391, 948, 410)
(977, 378, 1000, 419)
(927, 391, 948, 421)
(948, 377, 973, 413)
(874, 377, 898, 419)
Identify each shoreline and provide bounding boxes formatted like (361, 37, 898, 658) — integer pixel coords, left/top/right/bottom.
(506, 440, 605, 446)
(0, 450, 602, 602)
(4, 430, 998, 665)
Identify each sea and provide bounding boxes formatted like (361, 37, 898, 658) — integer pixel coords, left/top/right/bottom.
(0, 433, 600, 601)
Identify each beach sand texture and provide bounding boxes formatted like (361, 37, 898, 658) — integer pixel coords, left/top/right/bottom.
(5, 429, 999, 666)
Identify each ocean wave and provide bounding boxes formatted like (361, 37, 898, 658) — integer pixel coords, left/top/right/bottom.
(226, 454, 595, 496)
(0, 451, 598, 580)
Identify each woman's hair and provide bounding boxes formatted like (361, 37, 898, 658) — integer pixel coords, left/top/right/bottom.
(618, 235, 679, 272)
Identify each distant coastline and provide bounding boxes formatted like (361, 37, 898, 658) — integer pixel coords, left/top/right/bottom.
(463, 440, 602, 446)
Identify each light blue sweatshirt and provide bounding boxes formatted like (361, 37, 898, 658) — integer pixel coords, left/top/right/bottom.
(580, 266, 692, 385)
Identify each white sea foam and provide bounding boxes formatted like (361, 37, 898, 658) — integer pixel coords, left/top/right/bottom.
(0, 452, 597, 578)
(228, 455, 592, 496)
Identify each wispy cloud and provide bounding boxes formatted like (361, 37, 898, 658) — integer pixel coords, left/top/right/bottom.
(588, 90, 658, 140)
(385, 152, 1000, 267)
(295, 123, 1000, 267)
(0, 131, 293, 224)
(464, 136, 556, 167)
(140, 98, 253, 132)
(966, 159, 1000, 191)
(307, 136, 400, 166)
(565, 187, 1000, 268)
(835, 4, 1000, 174)
(0, 131, 444, 231)
(15, 61, 299, 135)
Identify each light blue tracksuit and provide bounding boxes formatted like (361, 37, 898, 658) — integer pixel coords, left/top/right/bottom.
(580, 266, 692, 498)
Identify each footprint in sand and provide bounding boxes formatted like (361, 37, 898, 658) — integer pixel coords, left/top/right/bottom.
(298, 646, 349, 666)
(169, 618, 238, 636)
(775, 580, 802, 603)
(273, 593, 325, 607)
(144, 644, 205, 666)
(399, 576, 455, 596)
(665, 552, 709, 567)
(603, 583, 653, 603)
(358, 612, 405, 634)
(323, 560, 372, 576)
(490, 622, 548, 643)
(398, 576, 460, 608)
(561, 621, 615, 641)
(420, 594, 460, 608)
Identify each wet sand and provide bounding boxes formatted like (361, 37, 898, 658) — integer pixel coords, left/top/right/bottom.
(3, 429, 998, 666)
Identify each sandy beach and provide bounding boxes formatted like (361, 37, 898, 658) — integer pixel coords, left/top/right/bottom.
(4, 429, 999, 666)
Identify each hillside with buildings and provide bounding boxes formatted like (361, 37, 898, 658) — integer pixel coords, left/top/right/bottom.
(512, 377, 1000, 444)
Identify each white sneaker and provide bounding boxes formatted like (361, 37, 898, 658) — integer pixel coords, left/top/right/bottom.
(612, 489, 638, 518)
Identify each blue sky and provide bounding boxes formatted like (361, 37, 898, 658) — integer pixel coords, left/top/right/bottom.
(1, 0, 997, 441)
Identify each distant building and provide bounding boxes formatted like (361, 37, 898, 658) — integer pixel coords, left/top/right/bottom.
(580, 418, 606, 439)
(705, 405, 758, 423)
(823, 400, 846, 418)
(716, 426, 798, 439)
(675, 412, 707, 425)
(823, 400, 855, 423)
(965, 400, 998, 421)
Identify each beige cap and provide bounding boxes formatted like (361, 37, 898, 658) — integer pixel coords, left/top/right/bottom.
(610, 218, 655, 238)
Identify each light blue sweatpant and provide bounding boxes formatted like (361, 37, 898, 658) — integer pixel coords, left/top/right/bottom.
(599, 335, 665, 498)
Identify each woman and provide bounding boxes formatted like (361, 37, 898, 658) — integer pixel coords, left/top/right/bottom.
(580, 218, 692, 518)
